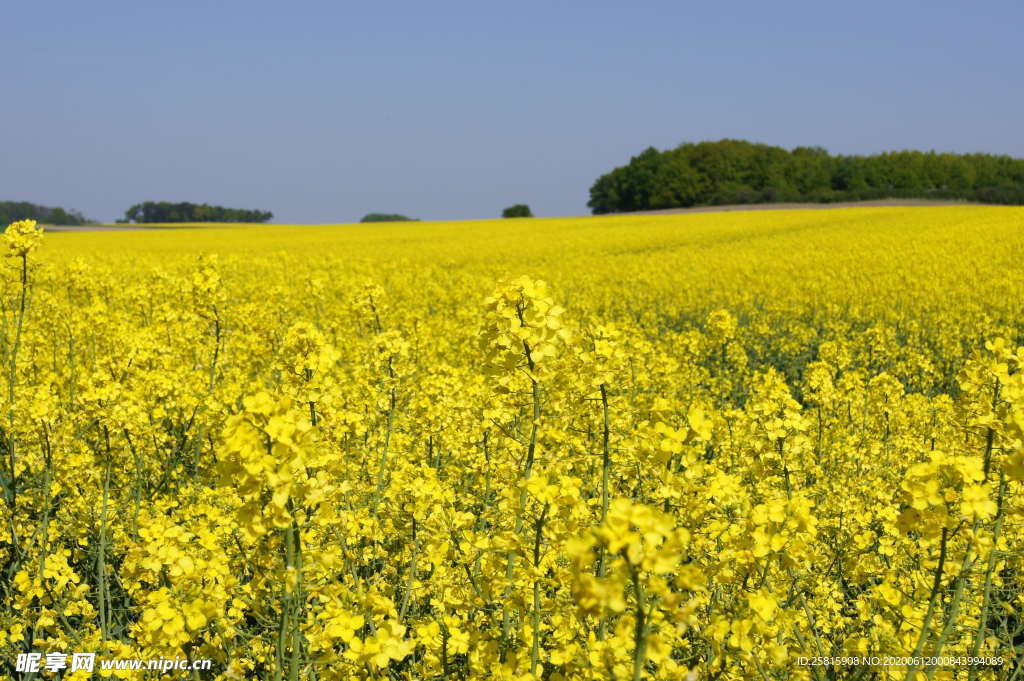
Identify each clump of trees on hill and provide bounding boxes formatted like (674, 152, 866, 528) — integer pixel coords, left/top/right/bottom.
(0, 201, 89, 225)
(121, 201, 272, 223)
(588, 139, 1024, 213)
(360, 213, 418, 222)
(502, 204, 533, 218)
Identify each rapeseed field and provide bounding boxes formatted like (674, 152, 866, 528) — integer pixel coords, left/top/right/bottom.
(2, 206, 1023, 679)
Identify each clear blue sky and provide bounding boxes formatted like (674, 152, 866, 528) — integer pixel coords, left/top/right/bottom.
(3, 1, 1021, 223)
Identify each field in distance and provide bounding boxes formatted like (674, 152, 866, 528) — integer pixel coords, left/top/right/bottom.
(42, 197, 978, 231)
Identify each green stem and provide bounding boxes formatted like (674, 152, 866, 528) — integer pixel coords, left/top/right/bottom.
(926, 544, 977, 679)
(5, 254, 29, 559)
(530, 504, 549, 678)
(968, 474, 1005, 681)
(289, 519, 304, 681)
(371, 388, 396, 515)
(97, 430, 113, 644)
(904, 528, 949, 681)
(208, 307, 221, 393)
(631, 564, 647, 681)
(37, 425, 53, 581)
(501, 343, 541, 656)
(399, 517, 418, 620)
(596, 383, 611, 641)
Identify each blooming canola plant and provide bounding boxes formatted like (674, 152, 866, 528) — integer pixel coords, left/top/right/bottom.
(1, 207, 1023, 679)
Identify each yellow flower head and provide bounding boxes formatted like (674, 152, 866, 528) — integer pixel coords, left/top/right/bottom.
(4, 219, 43, 257)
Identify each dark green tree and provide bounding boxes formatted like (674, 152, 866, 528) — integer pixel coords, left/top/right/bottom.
(360, 213, 418, 222)
(502, 204, 533, 218)
(588, 140, 1024, 213)
(0, 201, 89, 226)
(122, 201, 272, 223)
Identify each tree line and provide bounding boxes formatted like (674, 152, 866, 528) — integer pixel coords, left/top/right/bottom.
(0, 201, 89, 226)
(121, 201, 272, 223)
(360, 213, 418, 222)
(588, 139, 1024, 214)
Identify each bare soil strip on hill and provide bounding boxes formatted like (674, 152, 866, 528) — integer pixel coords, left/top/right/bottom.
(45, 225, 146, 232)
